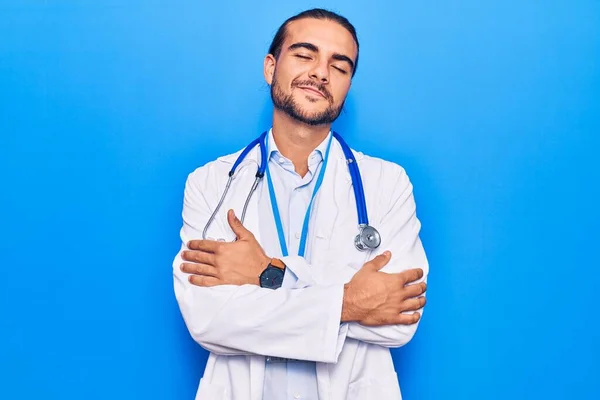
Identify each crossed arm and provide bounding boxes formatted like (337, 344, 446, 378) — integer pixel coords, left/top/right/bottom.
(173, 166, 428, 363)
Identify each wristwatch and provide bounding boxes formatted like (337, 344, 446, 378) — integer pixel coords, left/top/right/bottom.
(259, 258, 286, 289)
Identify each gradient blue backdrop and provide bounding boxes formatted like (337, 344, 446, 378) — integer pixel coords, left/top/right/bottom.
(1, 1, 599, 399)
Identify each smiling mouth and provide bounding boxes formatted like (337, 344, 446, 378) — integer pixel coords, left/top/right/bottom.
(297, 86, 326, 98)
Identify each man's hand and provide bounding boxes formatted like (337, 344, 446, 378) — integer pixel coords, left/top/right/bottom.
(180, 209, 271, 287)
(341, 251, 426, 326)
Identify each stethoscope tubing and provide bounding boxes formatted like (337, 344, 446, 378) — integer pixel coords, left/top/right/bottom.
(202, 131, 380, 251)
(332, 132, 369, 226)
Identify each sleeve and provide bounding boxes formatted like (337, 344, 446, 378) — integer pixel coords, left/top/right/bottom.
(281, 164, 429, 348)
(172, 166, 348, 363)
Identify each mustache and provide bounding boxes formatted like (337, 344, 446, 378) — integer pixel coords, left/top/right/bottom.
(292, 79, 332, 100)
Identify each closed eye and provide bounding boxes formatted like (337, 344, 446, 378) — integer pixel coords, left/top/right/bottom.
(295, 54, 311, 60)
(333, 66, 348, 74)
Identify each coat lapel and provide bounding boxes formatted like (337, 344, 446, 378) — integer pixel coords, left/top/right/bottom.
(215, 145, 262, 242)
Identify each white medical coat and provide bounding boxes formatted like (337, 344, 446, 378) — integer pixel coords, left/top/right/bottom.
(172, 139, 429, 400)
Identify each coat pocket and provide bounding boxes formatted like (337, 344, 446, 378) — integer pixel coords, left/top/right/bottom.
(347, 372, 402, 400)
(194, 378, 229, 400)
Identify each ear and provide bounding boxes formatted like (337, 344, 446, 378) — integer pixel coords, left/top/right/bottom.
(264, 54, 276, 86)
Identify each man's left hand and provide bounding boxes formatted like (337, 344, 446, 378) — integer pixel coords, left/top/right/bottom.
(180, 209, 271, 287)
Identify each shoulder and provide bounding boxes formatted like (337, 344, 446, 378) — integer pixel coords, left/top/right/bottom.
(351, 149, 415, 216)
(355, 150, 411, 188)
(185, 147, 246, 188)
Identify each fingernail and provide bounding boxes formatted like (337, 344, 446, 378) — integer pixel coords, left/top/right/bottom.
(383, 251, 391, 257)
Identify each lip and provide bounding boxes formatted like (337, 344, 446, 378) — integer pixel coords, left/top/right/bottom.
(297, 86, 326, 98)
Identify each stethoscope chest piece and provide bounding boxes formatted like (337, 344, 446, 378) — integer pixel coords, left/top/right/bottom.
(354, 225, 381, 251)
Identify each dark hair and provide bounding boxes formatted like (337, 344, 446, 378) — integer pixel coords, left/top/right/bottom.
(268, 8, 360, 77)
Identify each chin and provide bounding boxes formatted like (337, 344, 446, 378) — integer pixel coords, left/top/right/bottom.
(298, 107, 330, 121)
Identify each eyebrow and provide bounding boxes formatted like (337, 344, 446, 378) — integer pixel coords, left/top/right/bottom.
(288, 42, 355, 72)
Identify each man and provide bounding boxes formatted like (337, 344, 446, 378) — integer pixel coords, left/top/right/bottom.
(173, 8, 428, 400)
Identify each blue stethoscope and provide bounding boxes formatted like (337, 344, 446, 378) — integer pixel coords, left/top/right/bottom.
(202, 131, 381, 252)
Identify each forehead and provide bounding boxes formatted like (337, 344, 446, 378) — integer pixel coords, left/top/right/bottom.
(283, 18, 357, 60)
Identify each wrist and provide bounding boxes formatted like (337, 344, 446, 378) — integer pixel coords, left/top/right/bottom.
(341, 283, 359, 323)
(260, 255, 272, 272)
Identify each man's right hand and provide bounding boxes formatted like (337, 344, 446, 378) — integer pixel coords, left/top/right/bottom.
(341, 251, 426, 326)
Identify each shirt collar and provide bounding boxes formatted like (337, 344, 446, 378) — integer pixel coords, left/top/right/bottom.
(266, 128, 331, 164)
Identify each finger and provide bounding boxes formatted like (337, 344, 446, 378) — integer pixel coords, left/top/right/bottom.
(189, 275, 220, 287)
(187, 240, 220, 253)
(363, 251, 392, 271)
(398, 268, 424, 284)
(391, 312, 421, 325)
(227, 209, 252, 240)
(403, 281, 427, 298)
(180, 262, 219, 278)
(181, 250, 216, 265)
(400, 296, 427, 312)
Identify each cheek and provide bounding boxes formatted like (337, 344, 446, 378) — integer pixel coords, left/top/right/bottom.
(331, 82, 351, 104)
(276, 61, 304, 87)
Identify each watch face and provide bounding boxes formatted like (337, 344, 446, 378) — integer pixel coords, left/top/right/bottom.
(260, 267, 284, 289)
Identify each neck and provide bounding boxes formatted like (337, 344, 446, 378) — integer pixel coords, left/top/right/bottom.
(271, 109, 331, 176)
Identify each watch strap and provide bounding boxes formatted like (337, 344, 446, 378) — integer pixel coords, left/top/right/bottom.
(269, 257, 286, 270)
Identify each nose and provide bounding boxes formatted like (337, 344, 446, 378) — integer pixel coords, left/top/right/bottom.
(308, 59, 329, 84)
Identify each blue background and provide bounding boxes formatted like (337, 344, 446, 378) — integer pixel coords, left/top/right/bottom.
(1, 1, 599, 399)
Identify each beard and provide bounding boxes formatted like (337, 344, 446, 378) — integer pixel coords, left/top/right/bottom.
(270, 74, 344, 126)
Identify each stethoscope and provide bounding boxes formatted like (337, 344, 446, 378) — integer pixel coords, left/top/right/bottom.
(202, 131, 381, 252)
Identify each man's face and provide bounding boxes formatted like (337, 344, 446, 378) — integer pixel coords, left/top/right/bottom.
(265, 18, 357, 126)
